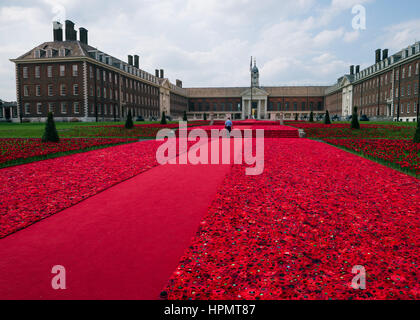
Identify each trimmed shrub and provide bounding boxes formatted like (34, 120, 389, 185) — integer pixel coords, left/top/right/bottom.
(183, 110, 188, 121)
(309, 111, 314, 122)
(125, 110, 134, 129)
(324, 110, 331, 125)
(42, 112, 60, 143)
(414, 121, 420, 143)
(161, 111, 167, 125)
(351, 106, 360, 129)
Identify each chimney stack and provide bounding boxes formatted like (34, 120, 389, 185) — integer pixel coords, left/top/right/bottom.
(128, 55, 133, 66)
(356, 65, 360, 74)
(134, 55, 139, 68)
(375, 49, 381, 64)
(79, 27, 88, 45)
(155, 69, 160, 78)
(65, 20, 77, 41)
(382, 49, 389, 60)
(350, 65, 354, 75)
(53, 21, 63, 41)
(160, 69, 164, 78)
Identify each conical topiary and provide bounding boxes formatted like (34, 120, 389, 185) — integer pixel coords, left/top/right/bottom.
(414, 120, 420, 143)
(161, 111, 167, 125)
(324, 110, 331, 125)
(42, 112, 59, 142)
(295, 113, 298, 121)
(351, 106, 360, 129)
(183, 110, 188, 121)
(125, 110, 134, 129)
(309, 111, 314, 122)
(203, 113, 207, 121)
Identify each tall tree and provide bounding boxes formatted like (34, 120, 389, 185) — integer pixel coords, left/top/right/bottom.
(295, 113, 298, 121)
(203, 113, 207, 121)
(42, 112, 60, 142)
(324, 110, 331, 125)
(125, 110, 134, 129)
(183, 110, 188, 121)
(351, 106, 360, 129)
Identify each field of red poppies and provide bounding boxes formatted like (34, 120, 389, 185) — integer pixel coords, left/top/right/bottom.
(164, 139, 420, 300)
(324, 139, 420, 176)
(0, 138, 137, 166)
(285, 122, 415, 139)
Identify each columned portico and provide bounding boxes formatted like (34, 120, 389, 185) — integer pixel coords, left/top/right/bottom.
(241, 87, 268, 119)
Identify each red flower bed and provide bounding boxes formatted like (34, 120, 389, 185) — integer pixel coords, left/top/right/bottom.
(0, 138, 136, 165)
(324, 139, 420, 175)
(164, 139, 420, 300)
(285, 123, 415, 139)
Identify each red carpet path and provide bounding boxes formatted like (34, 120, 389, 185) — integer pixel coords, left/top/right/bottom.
(0, 139, 234, 299)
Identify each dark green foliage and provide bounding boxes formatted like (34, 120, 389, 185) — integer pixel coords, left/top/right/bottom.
(161, 111, 167, 125)
(183, 110, 188, 121)
(309, 111, 314, 122)
(414, 121, 420, 143)
(295, 113, 298, 121)
(203, 113, 207, 121)
(42, 112, 59, 142)
(324, 110, 331, 125)
(125, 110, 134, 129)
(351, 106, 360, 129)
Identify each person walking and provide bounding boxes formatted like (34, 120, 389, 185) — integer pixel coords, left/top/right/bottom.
(225, 118, 233, 137)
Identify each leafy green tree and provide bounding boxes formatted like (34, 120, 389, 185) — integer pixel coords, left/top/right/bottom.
(351, 106, 360, 129)
(203, 113, 207, 121)
(324, 110, 331, 125)
(161, 111, 167, 125)
(414, 120, 420, 143)
(125, 110, 134, 129)
(42, 112, 59, 142)
(295, 113, 298, 121)
(309, 111, 314, 122)
(183, 110, 188, 121)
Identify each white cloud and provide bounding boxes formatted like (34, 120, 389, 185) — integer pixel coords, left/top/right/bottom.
(382, 19, 420, 51)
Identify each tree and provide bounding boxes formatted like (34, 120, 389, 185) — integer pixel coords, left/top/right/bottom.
(125, 110, 134, 129)
(324, 110, 331, 125)
(42, 112, 59, 142)
(183, 110, 188, 121)
(161, 111, 167, 125)
(295, 113, 298, 121)
(309, 111, 314, 122)
(414, 121, 420, 143)
(351, 106, 360, 129)
(203, 113, 207, 121)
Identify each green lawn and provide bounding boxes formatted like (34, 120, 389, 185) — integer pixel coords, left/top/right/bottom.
(0, 121, 178, 138)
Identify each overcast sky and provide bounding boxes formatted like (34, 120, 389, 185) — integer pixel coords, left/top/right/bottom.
(1, 0, 420, 101)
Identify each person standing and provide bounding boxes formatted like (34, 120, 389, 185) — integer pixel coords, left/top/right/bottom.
(225, 118, 233, 137)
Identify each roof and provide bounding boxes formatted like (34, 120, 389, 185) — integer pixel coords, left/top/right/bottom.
(186, 86, 328, 98)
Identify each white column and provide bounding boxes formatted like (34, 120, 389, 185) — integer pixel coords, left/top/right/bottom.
(257, 99, 261, 119)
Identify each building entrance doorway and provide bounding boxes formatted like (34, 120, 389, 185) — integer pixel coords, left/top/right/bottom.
(4, 107, 11, 120)
(251, 101, 258, 118)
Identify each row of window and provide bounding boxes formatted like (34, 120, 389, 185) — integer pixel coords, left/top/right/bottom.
(24, 84, 79, 97)
(24, 102, 81, 115)
(189, 102, 241, 112)
(397, 103, 418, 114)
(23, 65, 78, 79)
(268, 101, 323, 111)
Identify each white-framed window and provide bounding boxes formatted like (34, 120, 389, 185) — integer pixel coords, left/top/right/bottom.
(103, 87, 107, 98)
(47, 66, 53, 78)
(35, 66, 41, 78)
(90, 86, 94, 96)
(103, 71, 106, 81)
(61, 102, 67, 114)
(402, 68, 405, 79)
(90, 66, 93, 78)
(104, 104, 107, 115)
(46, 49, 53, 58)
(34, 50, 41, 58)
(97, 87, 101, 97)
(60, 84, 66, 96)
(401, 87, 405, 97)
(414, 103, 417, 114)
(74, 102, 80, 114)
(23, 67, 28, 78)
(72, 65, 78, 77)
(37, 103, 42, 114)
(401, 104, 404, 113)
(60, 65, 65, 77)
(115, 74, 118, 84)
(25, 103, 30, 114)
(35, 85, 41, 96)
(416, 63, 419, 75)
(48, 103, 54, 113)
(407, 85, 411, 96)
(96, 69, 100, 80)
(73, 84, 79, 96)
(90, 104, 94, 114)
(110, 89, 113, 100)
(115, 90, 118, 100)
(48, 84, 53, 96)
(109, 73, 112, 83)
(408, 65, 412, 77)
(407, 103, 410, 113)
(24, 85, 29, 96)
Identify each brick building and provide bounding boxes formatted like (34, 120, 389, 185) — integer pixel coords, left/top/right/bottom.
(10, 20, 187, 123)
(326, 44, 420, 122)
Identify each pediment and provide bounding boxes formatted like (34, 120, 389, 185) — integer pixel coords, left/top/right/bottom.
(241, 87, 268, 97)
